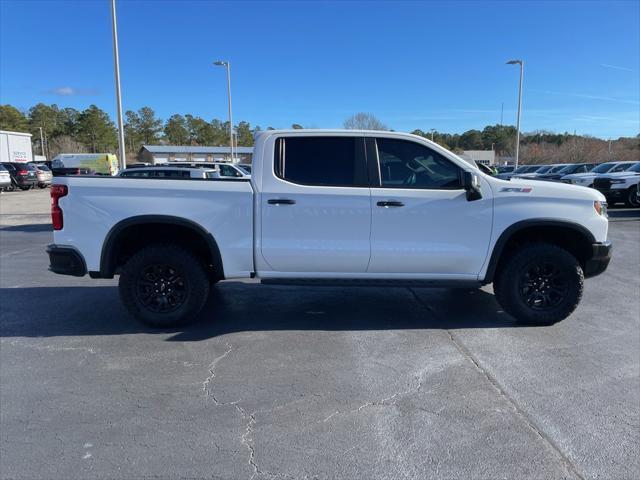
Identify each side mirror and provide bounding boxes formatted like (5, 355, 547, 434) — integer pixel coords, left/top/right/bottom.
(462, 171, 482, 201)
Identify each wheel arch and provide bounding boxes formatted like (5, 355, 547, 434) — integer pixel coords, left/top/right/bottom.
(483, 219, 596, 284)
(96, 215, 224, 280)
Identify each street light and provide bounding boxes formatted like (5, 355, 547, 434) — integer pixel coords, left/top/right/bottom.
(506, 59, 524, 169)
(110, 0, 126, 170)
(430, 128, 436, 142)
(214, 60, 234, 163)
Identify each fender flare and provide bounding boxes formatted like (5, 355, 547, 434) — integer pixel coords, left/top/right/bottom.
(482, 219, 596, 284)
(96, 215, 224, 279)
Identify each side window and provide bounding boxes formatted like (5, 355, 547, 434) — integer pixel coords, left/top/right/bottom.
(275, 136, 367, 187)
(220, 165, 240, 177)
(376, 138, 462, 189)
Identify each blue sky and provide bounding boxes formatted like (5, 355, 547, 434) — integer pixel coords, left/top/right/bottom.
(1, 0, 638, 138)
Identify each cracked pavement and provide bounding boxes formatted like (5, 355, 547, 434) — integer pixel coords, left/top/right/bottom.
(1, 190, 638, 479)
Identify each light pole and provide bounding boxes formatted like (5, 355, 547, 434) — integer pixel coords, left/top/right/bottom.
(506, 59, 524, 169)
(110, 0, 126, 170)
(214, 60, 234, 163)
(430, 128, 436, 142)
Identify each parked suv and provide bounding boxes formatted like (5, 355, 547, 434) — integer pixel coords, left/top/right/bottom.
(561, 161, 636, 187)
(1, 162, 38, 190)
(592, 162, 640, 207)
(31, 163, 52, 188)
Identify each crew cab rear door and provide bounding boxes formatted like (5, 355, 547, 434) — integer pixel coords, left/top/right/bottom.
(367, 135, 493, 278)
(258, 135, 371, 274)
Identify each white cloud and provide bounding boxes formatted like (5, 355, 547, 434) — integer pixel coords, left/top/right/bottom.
(47, 86, 98, 96)
(600, 63, 635, 73)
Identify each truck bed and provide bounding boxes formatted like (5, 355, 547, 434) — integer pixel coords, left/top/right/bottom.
(53, 176, 255, 278)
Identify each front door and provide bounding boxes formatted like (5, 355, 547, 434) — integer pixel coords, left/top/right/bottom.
(259, 135, 371, 274)
(368, 136, 493, 278)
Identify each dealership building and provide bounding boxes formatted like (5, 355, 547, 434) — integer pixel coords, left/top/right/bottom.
(138, 145, 253, 164)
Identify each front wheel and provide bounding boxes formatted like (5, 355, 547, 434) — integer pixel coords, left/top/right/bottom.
(494, 243, 583, 325)
(119, 245, 210, 328)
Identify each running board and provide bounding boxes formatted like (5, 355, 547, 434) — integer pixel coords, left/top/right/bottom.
(260, 278, 482, 288)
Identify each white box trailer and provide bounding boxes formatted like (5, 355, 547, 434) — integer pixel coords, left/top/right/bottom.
(0, 130, 33, 163)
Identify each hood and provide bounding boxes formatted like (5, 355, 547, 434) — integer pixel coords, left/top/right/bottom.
(604, 171, 640, 179)
(488, 175, 605, 202)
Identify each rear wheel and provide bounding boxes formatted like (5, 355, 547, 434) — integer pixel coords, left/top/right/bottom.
(119, 245, 210, 328)
(625, 185, 639, 208)
(494, 243, 583, 325)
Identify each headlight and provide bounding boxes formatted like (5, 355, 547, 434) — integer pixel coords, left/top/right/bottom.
(594, 201, 608, 217)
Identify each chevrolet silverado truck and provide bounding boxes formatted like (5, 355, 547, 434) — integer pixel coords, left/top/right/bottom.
(47, 130, 612, 327)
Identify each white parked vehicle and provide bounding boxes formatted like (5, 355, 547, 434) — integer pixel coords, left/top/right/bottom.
(166, 161, 250, 179)
(119, 166, 220, 179)
(592, 162, 640, 207)
(0, 164, 11, 191)
(561, 161, 636, 187)
(47, 130, 611, 328)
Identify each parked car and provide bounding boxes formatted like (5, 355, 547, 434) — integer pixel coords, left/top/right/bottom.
(238, 163, 252, 174)
(166, 161, 250, 179)
(1, 162, 38, 190)
(31, 163, 52, 188)
(119, 167, 220, 179)
(592, 162, 640, 207)
(561, 161, 636, 187)
(494, 164, 541, 180)
(48, 130, 611, 329)
(0, 164, 12, 191)
(513, 164, 568, 179)
(496, 165, 514, 174)
(536, 163, 597, 182)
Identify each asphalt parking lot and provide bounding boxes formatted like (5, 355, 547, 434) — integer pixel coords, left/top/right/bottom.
(0, 188, 638, 480)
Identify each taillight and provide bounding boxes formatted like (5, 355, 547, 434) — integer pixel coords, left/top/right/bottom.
(18, 169, 28, 175)
(51, 184, 68, 230)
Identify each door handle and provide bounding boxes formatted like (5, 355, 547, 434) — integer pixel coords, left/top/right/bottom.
(268, 198, 296, 205)
(377, 200, 404, 207)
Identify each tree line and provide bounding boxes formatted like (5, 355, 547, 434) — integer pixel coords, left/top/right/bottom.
(0, 104, 637, 164)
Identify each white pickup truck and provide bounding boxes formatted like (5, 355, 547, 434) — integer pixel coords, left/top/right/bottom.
(47, 130, 612, 327)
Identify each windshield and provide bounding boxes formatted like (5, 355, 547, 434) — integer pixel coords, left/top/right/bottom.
(557, 164, 584, 174)
(512, 165, 530, 173)
(534, 165, 553, 174)
(548, 165, 566, 173)
(591, 162, 616, 173)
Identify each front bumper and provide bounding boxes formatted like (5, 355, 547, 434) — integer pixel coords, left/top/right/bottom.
(595, 188, 626, 201)
(584, 241, 612, 278)
(46, 244, 87, 277)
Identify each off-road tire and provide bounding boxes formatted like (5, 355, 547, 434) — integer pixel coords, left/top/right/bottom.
(119, 244, 210, 328)
(494, 243, 583, 325)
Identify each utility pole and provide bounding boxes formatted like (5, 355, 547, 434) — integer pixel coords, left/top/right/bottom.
(430, 128, 436, 141)
(110, 0, 127, 170)
(500, 102, 504, 126)
(38, 127, 45, 157)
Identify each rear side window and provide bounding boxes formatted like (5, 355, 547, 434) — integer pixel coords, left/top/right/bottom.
(376, 138, 462, 189)
(274, 137, 367, 187)
(220, 165, 242, 177)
